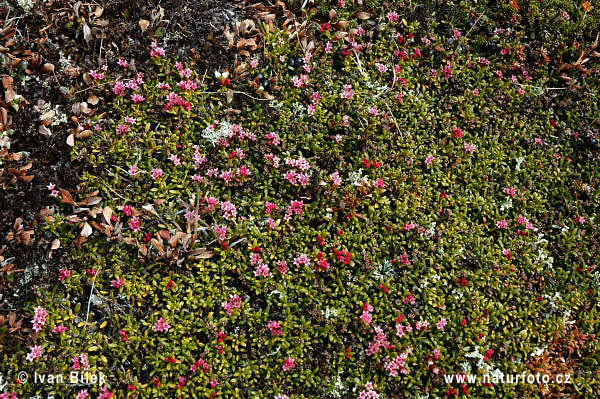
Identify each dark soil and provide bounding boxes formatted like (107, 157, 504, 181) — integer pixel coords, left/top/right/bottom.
(0, 0, 245, 328)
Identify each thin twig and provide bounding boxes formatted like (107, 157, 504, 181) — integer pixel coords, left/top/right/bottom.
(84, 264, 101, 332)
(465, 12, 484, 38)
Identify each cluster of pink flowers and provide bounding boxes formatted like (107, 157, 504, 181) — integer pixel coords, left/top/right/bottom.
(395, 320, 413, 338)
(97, 386, 113, 399)
(89, 66, 107, 80)
(384, 348, 412, 376)
(152, 317, 171, 333)
(213, 225, 227, 241)
(291, 74, 309, 88)
(52, 325, 67, 334)
(366, 326, 390, 355)
(496, 219, 509, 229)
(284, 200, 305, 221)
(163, 92, 191, 111)
(517, 214, 534, 230)
(32, 306, 48, 332)
(46, 182, 59, 197)
(26, 344, 43, 362)
(58, 269, 71, 282)
(128, 216, 141, 231)
(357, 381, 379, 399)
(276, 260, 289, 274)
(464, 142, 477, 153)
(222, 294, 242, 315)
(282, 357, 295, 371)
(72, 353, 89, 370)
(0, 391, 17, 399)
(361, 302, 374, 325)
(190, 357, 210, 373)
(436, 318, 447, 330)
(341, 84, 354, 100)
(267, 320, 282, 335)
(251, 252, 271, 278)
(110, 278, 125, 288)
(220, 201, 237, 220)
(293, 253, 311, 268)
(150, 41, 165, 57)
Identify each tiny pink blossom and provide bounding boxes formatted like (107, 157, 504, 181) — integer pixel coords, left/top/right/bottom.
(26, 345, 43, 362)
(153, 317, 171, 333)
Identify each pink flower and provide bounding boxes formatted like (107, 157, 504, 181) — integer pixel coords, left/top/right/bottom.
(151, 168, 164, 180)
(32, 306, 48, 332)
(496, 219, 509, 229)
(26, 345, 43, 362)
(425, 154, 435, 165)
(341, 84, 354, 100)
(276, 260, 289, 274)
(111, 278, 125, 288)
(118, 58, 128, 68)
(128, 216, 141, 231)
(282, 357, 295, 371)
(436, 318, 447, 330)
(254, 263, 270, 278)
(404, 222, 416, 231)
(58, 269, 71, 282)
(169, 154, 181, 166)
(331, 172, 341, 186)
(464, 143, 477, 153)
(222, 294, 242, 315)
(97, 386, 113, 399)
(325, 42, 333, 53)
(452, 29, 462, 40)
(116, 124, 130, 135)
(265, 201, 278, 214)
(131, 94, 145, 104)
(293, 253, 311, 267)
(358, 381, 379, 399)
(387, 12, 399, 23)
(113, 81, 126, 97)
(267, 320, 282, 335)
(150, 41, 165, 57)
(52, 325, 67, 334)
(360, 311, 372, 325)
(433, 347, 441, 359)
(76, 389, 89, 399)
(128, 164, 138, 176)
(266, 218, 277, 229)
(503, 187, 517, 197)
(376, 63, 388, 74)
(220, 201, 237, 220)
(152, 317, 171, 333)
(214, 225, 227, 240)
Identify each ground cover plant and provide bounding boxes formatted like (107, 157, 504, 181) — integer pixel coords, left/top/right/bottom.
(1, 0, 600, 398)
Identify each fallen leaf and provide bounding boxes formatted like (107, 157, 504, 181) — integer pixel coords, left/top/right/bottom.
(83, 23, 93, 43)
(41, 63, 54, 74)
(51, 238, 61, 250)
(139, 19, 150, 32)
(87, 94, 99, 105)
(59, 189, 75, 205)
(81, 222, 92, 237)
(354, 11, 371, 19)
(40, 125, 52, 137)
(102, 206, 113, 224)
